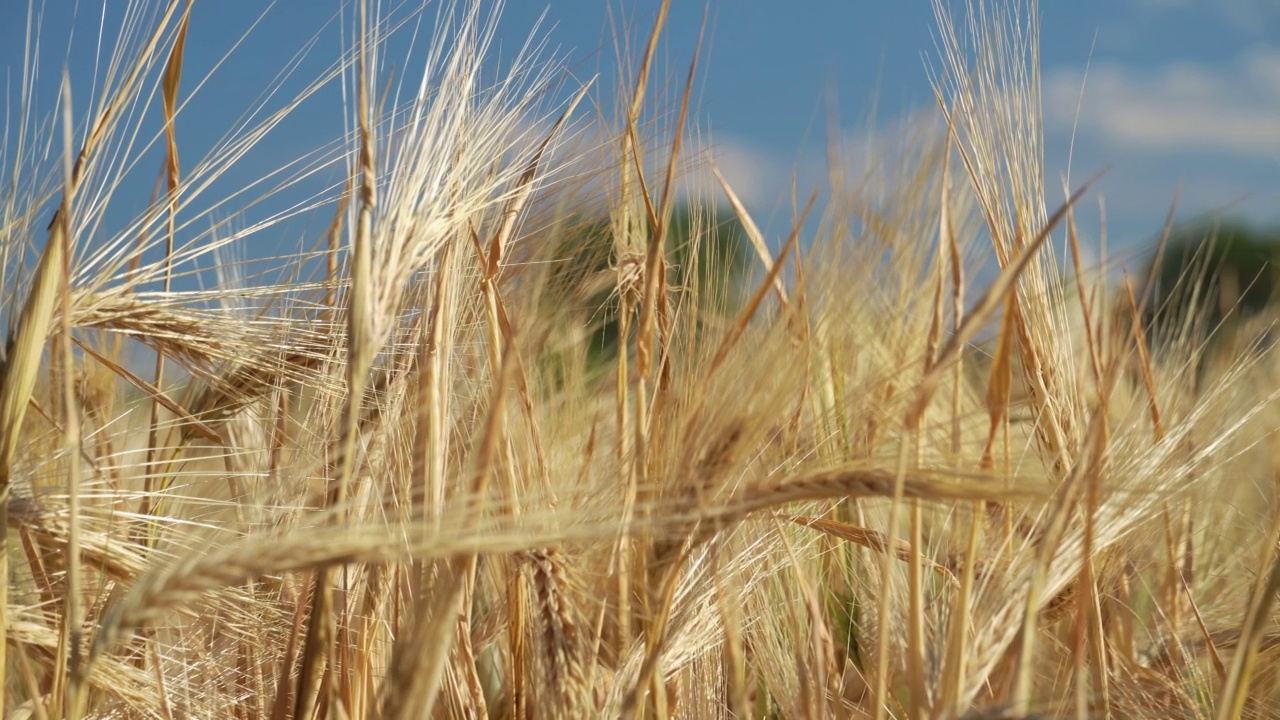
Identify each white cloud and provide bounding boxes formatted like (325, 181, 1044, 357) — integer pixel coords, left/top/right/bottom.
(671, 134, 821, 214)
(705, 138, 780, 208)
(1044, 47, 1280, 158)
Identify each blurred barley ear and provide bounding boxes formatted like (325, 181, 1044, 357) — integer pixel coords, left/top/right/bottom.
(0, 208, 67, 715)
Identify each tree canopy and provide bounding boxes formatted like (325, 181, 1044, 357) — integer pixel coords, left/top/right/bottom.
(1142, 219, 1280, 347)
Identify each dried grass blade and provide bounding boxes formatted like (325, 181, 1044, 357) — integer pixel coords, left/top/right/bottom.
(620, 541, 687, 720)
(626, 138, 660, 234)
(907, 169, 1105, 429)
(933, 91, 1009, 267)
(488, 282, 557, 505)
(73, 337, 223, 444)
(1012, 402, 1108, 715)
(485, 81, 592, 277)
(0, 217, 66, 479)
(161, 1, 190, 184)
(1063, 187, 1103, 387)
(980, 293, 1017, 470)
(1180, 574, 1226, 682)
(377, 561, 465, 719)
(142, 0, 191, 543)
(636, 8, 703, 388)
(1122, 273, 1165, 441)
(655, 11, 704, 218)
(0, 191, 67, 720)
(297, 3, 377, 716)
(622, 0, 669, 153)
(793, 516, 957, 586)
(713, 162, 787, 306)
(57, 71, 89, 719)
(619, 0, 671, 240)
(705, 191, 816, 378)
(1213, 513, 1280, 720)
(717, 468, 1040, 525)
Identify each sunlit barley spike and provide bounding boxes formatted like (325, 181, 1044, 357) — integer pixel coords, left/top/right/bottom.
(523, 547, 588, 716)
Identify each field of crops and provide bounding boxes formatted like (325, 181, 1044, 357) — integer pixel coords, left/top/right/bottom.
(1, 1, 1278, 717)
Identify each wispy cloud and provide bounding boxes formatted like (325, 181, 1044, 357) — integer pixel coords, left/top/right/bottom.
(703, 138, 783, 208)
(1044, 47, 1280, 158)
(679, 134, 829, 215)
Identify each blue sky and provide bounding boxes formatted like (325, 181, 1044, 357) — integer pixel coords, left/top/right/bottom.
(4, 0, 1279, 267)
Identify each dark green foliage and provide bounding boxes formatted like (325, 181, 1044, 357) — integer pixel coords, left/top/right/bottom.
(828, 588, 864, 671)
(1142, 220, 1280, 348)
(538, 205, 753, 372)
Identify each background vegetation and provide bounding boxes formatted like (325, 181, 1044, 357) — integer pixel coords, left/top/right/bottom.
(1144, 220, 1280, 351)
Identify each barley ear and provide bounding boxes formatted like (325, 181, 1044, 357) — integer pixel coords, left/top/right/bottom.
(0, 216, 66, 714)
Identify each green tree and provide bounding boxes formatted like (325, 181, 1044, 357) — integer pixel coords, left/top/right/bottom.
(534, 204, 754, 377)
(1142, 219, 1280, 348)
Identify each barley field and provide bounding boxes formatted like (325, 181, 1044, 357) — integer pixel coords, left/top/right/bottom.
(1, 0, 1278, 718)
